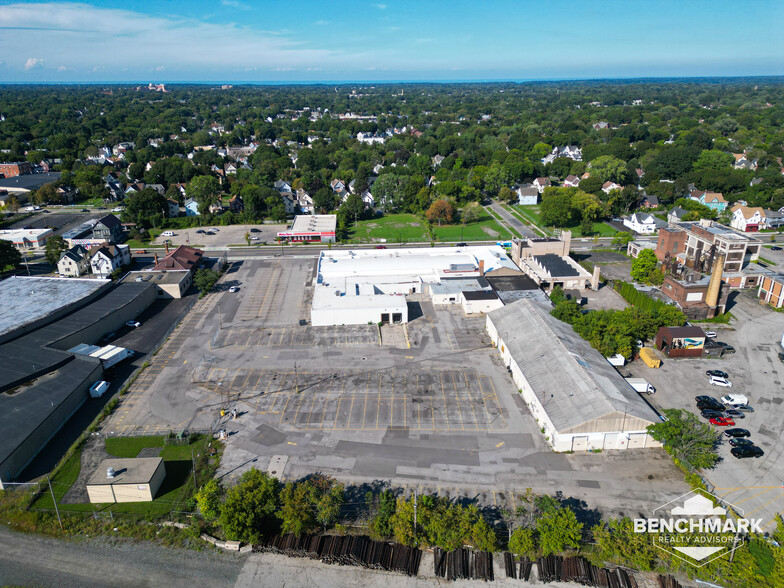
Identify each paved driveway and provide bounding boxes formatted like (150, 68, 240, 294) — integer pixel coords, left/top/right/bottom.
(485, 201, 535, 238)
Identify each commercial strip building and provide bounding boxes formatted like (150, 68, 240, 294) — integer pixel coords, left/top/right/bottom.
(311, 246, 518, 326)
(0, 228, 53, 249)
(486, 299, 663, 452)
(277, 214, 336, 243)
(0, 277, 156, 487)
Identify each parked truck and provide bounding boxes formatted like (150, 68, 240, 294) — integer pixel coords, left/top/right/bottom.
(625, 377, 655, 394)
(639, 347, 661, 368)
(68, 343, 134, 369)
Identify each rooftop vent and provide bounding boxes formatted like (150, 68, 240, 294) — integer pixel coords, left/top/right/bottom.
(106, 467, 115, 479)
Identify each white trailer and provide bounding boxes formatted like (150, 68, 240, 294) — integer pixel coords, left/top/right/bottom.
(626, 377, 655, 394)
(68, 343, 134, 369)
(606, 354, 626, 367)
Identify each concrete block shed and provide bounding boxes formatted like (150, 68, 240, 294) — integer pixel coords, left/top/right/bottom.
(86, 457, 165, 503)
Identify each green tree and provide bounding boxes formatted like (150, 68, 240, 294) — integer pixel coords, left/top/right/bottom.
(461, 201, 482, 224)
(509, 527, 537, 558)
(0, 239, 22, 271)
(278, 481, 315, 536)
(537, 507, 583, 556)
(590, 155, 628, 184)
(308, 475, 345, 531)
(193, 268, 219, 294)
(647, 408, 720, 469)
(630, 249, 659, 283)
(44, 235, 68, 266)
(592, 518, 657, 571)
(314, 187, 336, 213)
(195, 479, 224, 521)
(578, 175, 603, 195)
(219, 469, 280, 544)
(498, 186, 515, 203)
(124, 188, 168, 226)
(612, 232, 634, 251)
(540, 188, 576, 227)
(693, 149, 734, 173)
(369, 490, 397, 539)
(390, 496, 417, 546)
(188, 175, 221, 211)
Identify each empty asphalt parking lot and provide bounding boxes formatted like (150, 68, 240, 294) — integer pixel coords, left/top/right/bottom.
(104, 257, 688, 519)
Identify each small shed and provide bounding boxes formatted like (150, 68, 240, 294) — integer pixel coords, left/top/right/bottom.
(86, 457, 165, 503)
(460, 289, 503, 314)
(655, 326, 706, 358)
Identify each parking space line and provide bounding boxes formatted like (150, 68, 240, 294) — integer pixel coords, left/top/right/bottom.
(732, 487, 777, 505)
(484, 376, 507, 429)
(744, 491, 784, 518)
(450, 372, 466, 430)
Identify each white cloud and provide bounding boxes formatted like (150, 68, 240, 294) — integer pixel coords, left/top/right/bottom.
(24, 57, 43, 70)
(314, 20, 330, 26)
(57, 65, 69, 72)
(155, 65, 165, 71)
(373, 3, 387, 9)
(274, 67, 294, 71)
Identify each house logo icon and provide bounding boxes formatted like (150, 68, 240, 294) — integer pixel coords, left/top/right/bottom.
(634, 489, 760, 568)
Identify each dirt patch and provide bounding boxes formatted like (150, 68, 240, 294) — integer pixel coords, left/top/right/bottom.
(61, 436, 109, 504)
(481, 225, 500, 237)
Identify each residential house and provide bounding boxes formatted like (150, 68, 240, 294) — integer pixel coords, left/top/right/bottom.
(515, 185, 539, 206)
(184, 198, 200, 216)
(730, 204, 766, 232)
(602, 181, 622, 194)
(627, 240, 657, 259)
(668, 206, 688, 224)
(592, 122, 610, 130)
(532, 177, 551, 194)
(689, 190, 728, 212)
(228, 195, 244, 214)
(208, 201, 225, 215)
(562, 175, 580, 188)
(541, 145, 582, 165)
(124, 182, 146, 196)
(623, 212, 660, 234)
(765, 209, 784, 229)
(356, 132, 385, 144)
(639, 192, 659, 209)
(91, 214, 124, 243)
(330, 179, 346, 193)
(147, 184, 165, 196)
(166, 199, 180, 218)
(360, 190, 375, 209)
(274, 179, 292, 194)
(733, 153, 758, 171)
(152, 245, 203, 274)
(281, 192, 298, 215)
(89, 243, 131, 277)
(56, 185, 77, 203)
(432, 155, 445, 167)
(224, 162, 238, 175)
(373, 164, 384, 175)
(297, 189, 314, 214)
(57, 245, 90, 277)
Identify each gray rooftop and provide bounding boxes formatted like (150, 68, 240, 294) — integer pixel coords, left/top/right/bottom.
(429, 277, 489, 295)
(0, 172, 60, 192)
(87, 457, 163, 486)
(0, 276, 107, 338)
(534, 254, 580, 277)
(487, 299, 661, 433)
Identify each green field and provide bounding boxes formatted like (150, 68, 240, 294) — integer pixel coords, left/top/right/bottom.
(512, 205, 617, 237)
(125, 228, 164, 249)
(349, 211, 511, 243)
(32, 435, 215, 517)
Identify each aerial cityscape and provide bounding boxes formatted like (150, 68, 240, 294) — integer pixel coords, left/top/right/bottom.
(1, 1, 784, 587)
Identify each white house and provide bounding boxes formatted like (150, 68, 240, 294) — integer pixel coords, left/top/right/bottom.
(532, 177, 551, 194)
(57, 245, 90, 277)
(730, 204, 766, 232)
(515, 185, 539, 205)
(623, 212, 658, 234)
(361, 190, 375, 208)
(90, 244, 131, 277)
(602, 181, 622, 194)
(563, 175, 580, 188)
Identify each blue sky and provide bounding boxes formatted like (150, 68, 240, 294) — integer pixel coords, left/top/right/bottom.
(0, 1, 782, 82)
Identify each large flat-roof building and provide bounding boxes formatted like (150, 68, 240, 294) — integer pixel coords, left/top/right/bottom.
(311, 246, 517, 326)
(0, 171, 60, 195)
(486, 299, 663, 452)
(277, 214, 337, 243)
(0, 228, 53, 249)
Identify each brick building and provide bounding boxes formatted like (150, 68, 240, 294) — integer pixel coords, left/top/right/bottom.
(0, 162, 33, 178)
(758, 274, 784, 308)
(655, 326, 707, 358)
(655, 226, 687, 262)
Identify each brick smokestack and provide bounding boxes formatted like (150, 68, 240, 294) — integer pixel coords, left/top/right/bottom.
(705, 253, 724, 308)
(153, 253, 158, 266)
(165, 241, 169, 254)
(478, 259, 485, 275)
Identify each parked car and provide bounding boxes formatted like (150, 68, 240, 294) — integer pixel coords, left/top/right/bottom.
(125, 320, 141, 328)
(778, 351, 784, 363)
(731, 446, 764, 459)
(705, 330, 717, 338)
(229, 286, 239, 293)
(724, 428, 750, 438)
(715, 342, 736, 353)
(706, 370, 728, 379)
(161, 231, 175, 237)
(112, 207, 123, 212)
(695, 395, 719, 403)
(250, 236, 259, 240)
(456, 242, 467, 247)
(724, 409, 745, 420)
(721, 394, 749, 407)
(701, 409, 724, 420)
(709, 376, 732, 387)
(80, 208, 89, 212)
(734, 405, 754, 413)
(250, 228, 260, 233)
(729, 438, 756, 448)
(196, 229, 205, 234)
(772, 246, 782, 251)
(698, 401, 725, 411)
(709, 417, 735, 426)
(375, 245, 387, 249)
(89, 380, 110, 398)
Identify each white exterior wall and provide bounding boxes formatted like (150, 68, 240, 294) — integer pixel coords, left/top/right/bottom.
(431, 292, 461, 305)
(311, 299, 408, 326)
(486, 315, 661, 452)
(461, 294, 503, 314)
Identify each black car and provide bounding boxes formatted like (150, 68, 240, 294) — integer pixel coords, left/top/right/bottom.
(724, 428, 751, 438)
(716, 342, 736, 353)
(456, 242, 467, 247)
(779, 352, 784, 363)
(697, 400, 724, 411)
(706, 370, 729, 379)
(80, 208, 89, 212)
(250, 228, 260, 233)
(695, 395, 719, 404)
(701, 409, 724, 419)
(772, 246, 782, 251)
(732, 446, 764, 459)
(196, 229, 205, 234)
(724, 409, 745, 420)
(729, 438, 756, 448)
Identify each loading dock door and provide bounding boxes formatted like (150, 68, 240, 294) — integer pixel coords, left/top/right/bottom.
(571, 436, 588, 451)
(627, 433, 646, 448)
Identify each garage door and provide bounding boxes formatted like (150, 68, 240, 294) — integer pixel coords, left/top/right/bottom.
(627, 433, 647, 448)
(571, 436, 588, 451)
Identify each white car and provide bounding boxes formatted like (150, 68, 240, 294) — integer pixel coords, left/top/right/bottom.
(112, 207, 124, 212)
(709, 376, 732, 388)
(250, 235, 259, 240)
(229, 286, 239, 293)
(705, 330, 717, 338)
(125, 320, 141, 328)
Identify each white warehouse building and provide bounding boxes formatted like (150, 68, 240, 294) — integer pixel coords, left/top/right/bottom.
(311, 246, 517, 326)
(486, 298, 663, 452)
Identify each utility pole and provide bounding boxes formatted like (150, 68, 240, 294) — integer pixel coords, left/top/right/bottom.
(413, 489, 418, 546)
(294, 361, 299, 394)
(218, 303, 223, 330)
(192, 448, 197, 492)
(47, 475, 63, 530)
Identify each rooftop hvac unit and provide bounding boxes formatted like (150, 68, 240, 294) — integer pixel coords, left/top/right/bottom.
(106, 467, 115, 479)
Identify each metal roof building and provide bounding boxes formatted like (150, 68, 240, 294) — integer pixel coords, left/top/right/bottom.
(486, 298, 663, 452)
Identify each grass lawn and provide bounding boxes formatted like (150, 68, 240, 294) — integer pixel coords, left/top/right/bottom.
(32, 435, 216, 517)
(348, 212, 511, 243)
(125, 228, 164, 249)
(511, 205, 617, 237)
(757, 256, 775, 266)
